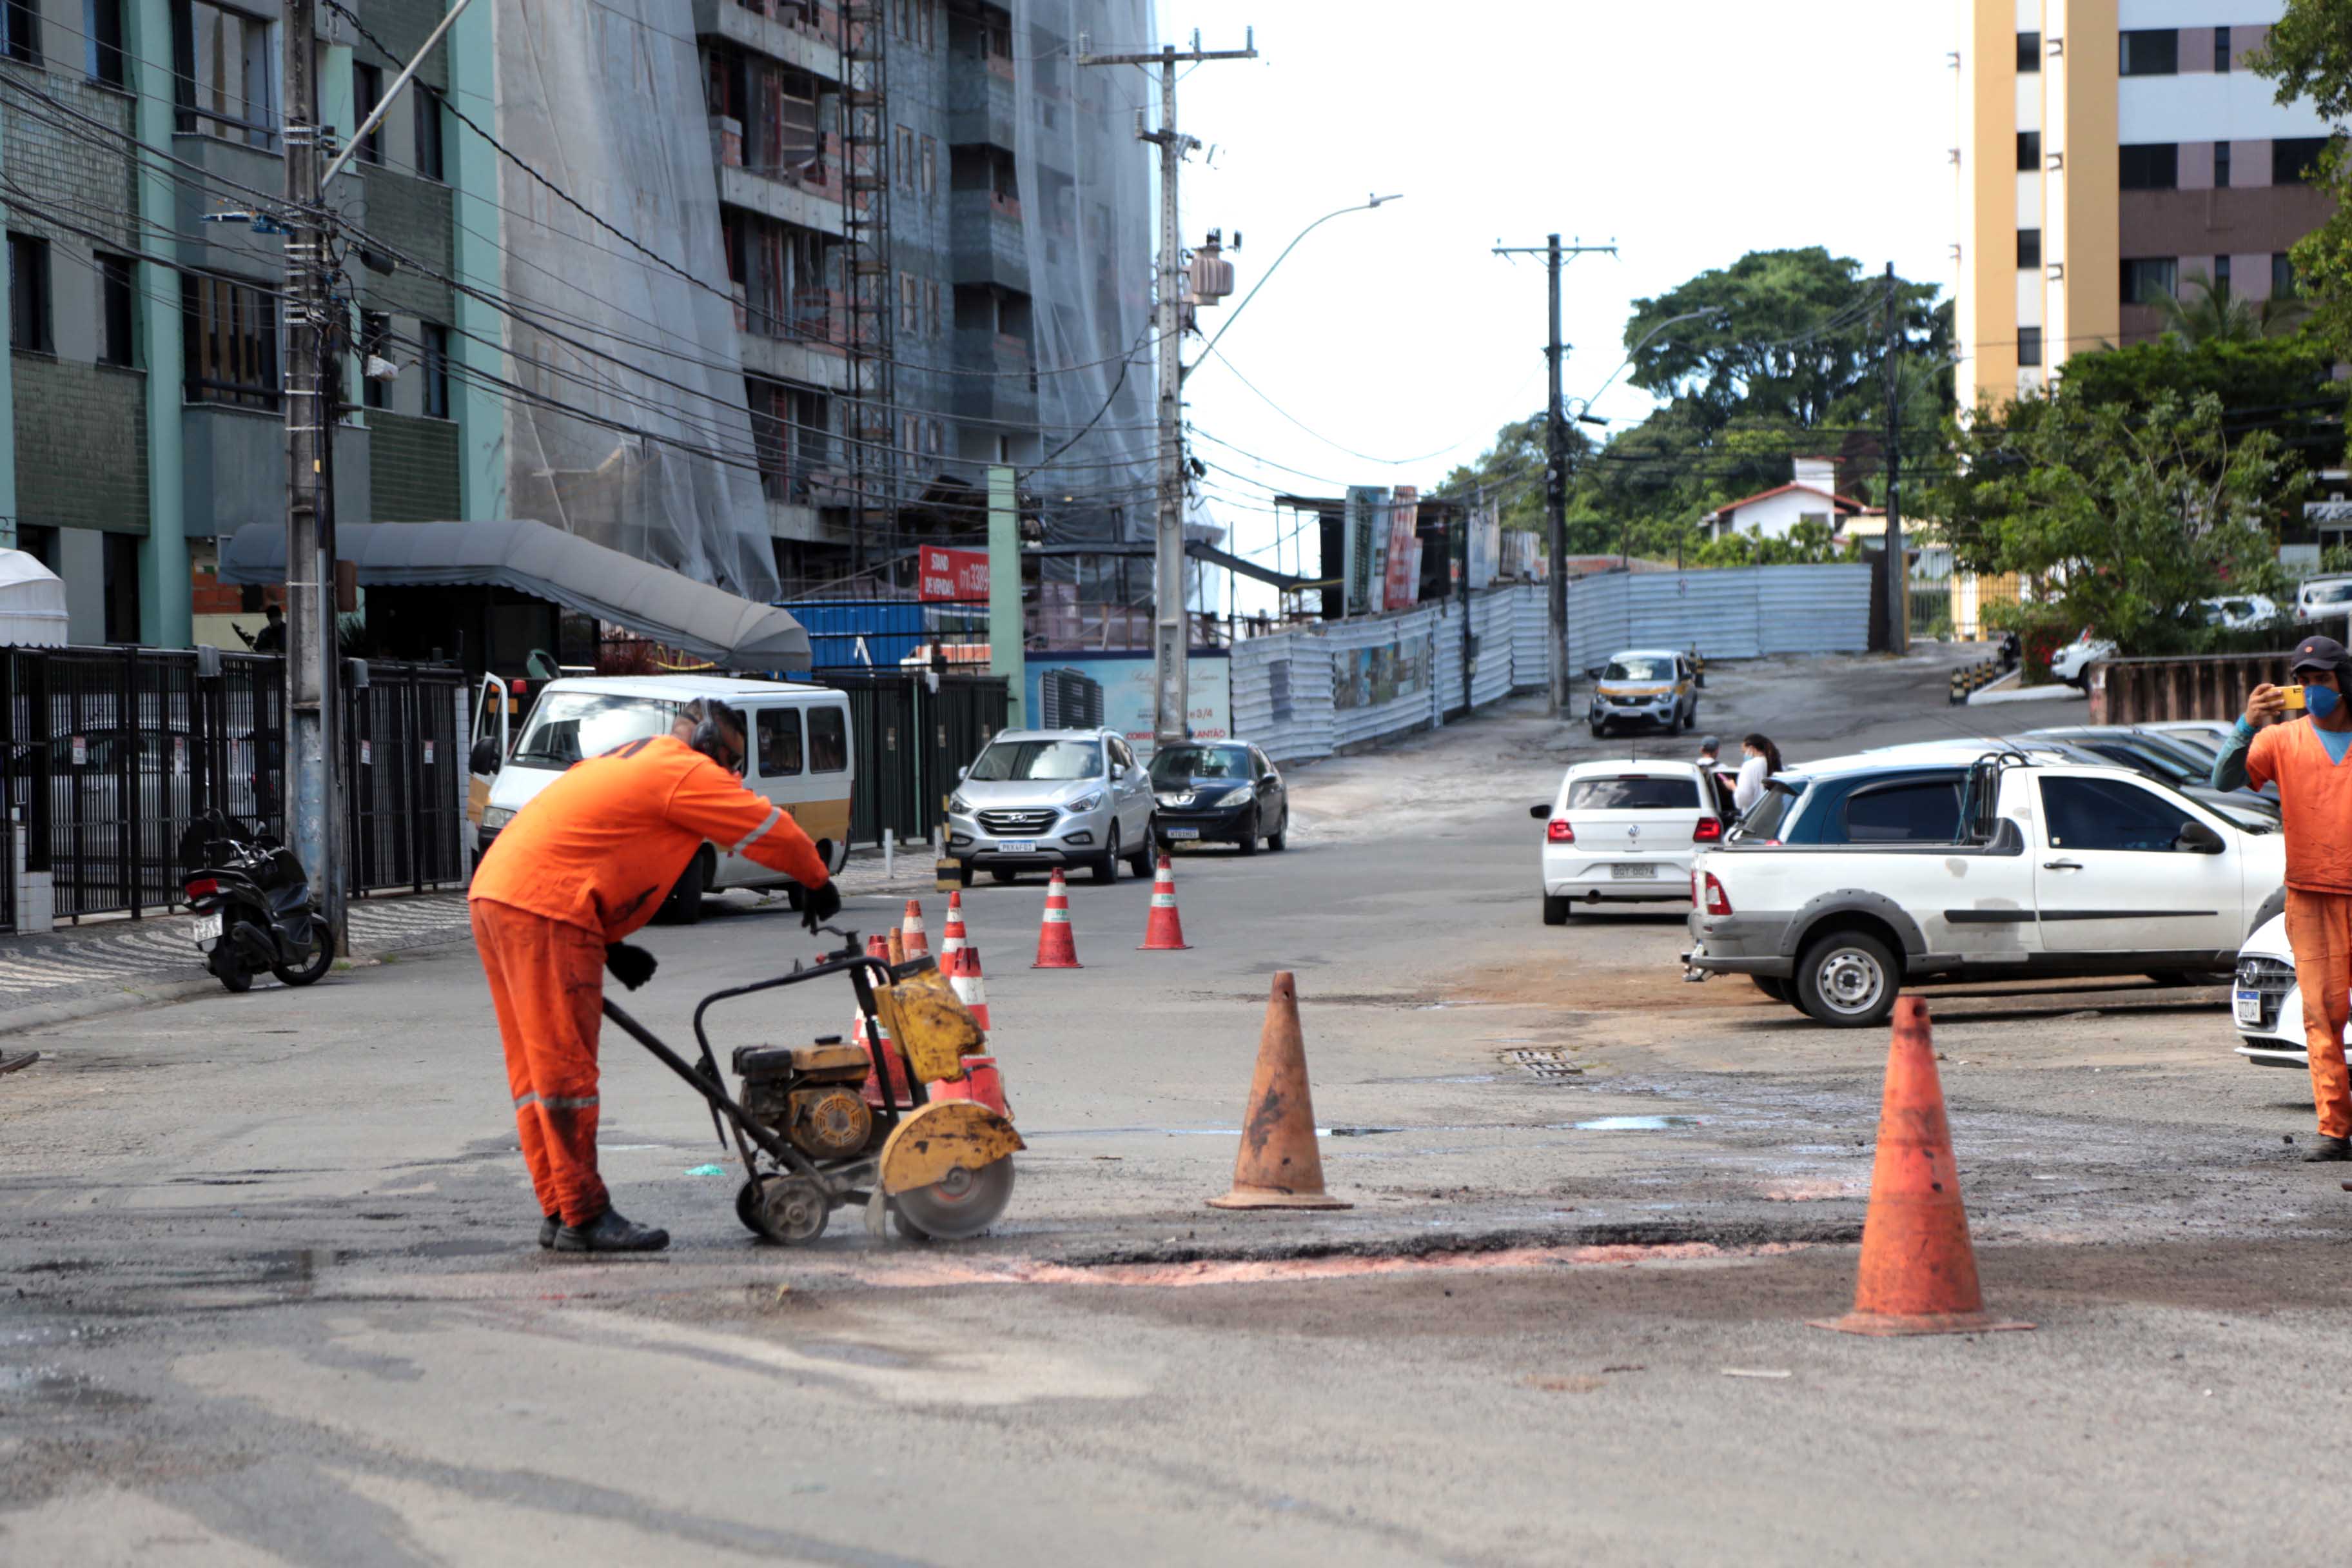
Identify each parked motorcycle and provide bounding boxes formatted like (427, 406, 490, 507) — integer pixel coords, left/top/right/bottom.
(177, 811, 334, 994)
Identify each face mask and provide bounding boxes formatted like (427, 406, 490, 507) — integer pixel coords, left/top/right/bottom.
(2308, 684, 2340, 720)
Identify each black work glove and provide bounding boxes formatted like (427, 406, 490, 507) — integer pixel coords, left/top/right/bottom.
(604, 942, 658, 991)
(800, 880, 842, 932)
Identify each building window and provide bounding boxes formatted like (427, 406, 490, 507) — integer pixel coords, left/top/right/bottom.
(2275, 137, 2331, 186)
(925, 277, 939, 337)
(920, 134, 936, 197)
(2017, 228, 2041, 270)
(182, 273, 279, 407)
(894, 0, 932, 46)
(2275, 253, 2298, 299)
(2121, 257, 2179, 307)
(103, 531, 141, 645)
(2017, 326, 2043, 368)
(2015, 131, 2040, 172)
(420, 321, 449, 417)
(2119, 142, 2178, 190)
(359, 311, 390, 409)
(2215, 25, 2231, 74)
(3, 0, 39, 64)
(351, 61, 382, 165)
(85, 0, 124, 86)
(97, 252, 133, 366)
(2214, 140, 2231, 189)
(894, 124, 916, 191)
(2214, 255, 2233, 294)
(414, 86, 445, 179)
(2015, 31, 2039, 73)
(2119, 28, 2177, 76)
(898, 271, 919, 333)
(174, 1, 279, 148)
(7, 233, 49, 352)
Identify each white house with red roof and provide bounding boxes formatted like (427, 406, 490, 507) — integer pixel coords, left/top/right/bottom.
(1700, 456, 1866, 543)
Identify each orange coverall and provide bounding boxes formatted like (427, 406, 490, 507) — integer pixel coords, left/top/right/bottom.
(2246, 720, 2352, 1141)
(469, 734, 832, 1226)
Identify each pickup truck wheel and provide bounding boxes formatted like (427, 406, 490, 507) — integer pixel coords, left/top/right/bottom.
(1542, 894, 1573, 926)
(1795, 930, 1899, 1028)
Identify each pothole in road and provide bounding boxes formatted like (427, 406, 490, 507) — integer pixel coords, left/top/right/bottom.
(1570, 1115, 1705, 1132)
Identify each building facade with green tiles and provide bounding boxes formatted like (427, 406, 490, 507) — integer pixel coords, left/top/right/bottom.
(0, 0, 496, 647)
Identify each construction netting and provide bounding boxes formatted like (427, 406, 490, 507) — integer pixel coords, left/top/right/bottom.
(1015, 0, 1157, 551)
(490, 0, 779, 602)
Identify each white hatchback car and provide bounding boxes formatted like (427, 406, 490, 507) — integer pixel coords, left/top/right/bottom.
(1533, 761, 1725, 925)
(2232, 913, 2346, 1069)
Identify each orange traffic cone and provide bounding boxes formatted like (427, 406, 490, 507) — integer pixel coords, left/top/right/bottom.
(900, 899, 929, 959)
(940, 890, 968, 958)
(949, 944, 993, 1031)
(1032, 868, 1082, 968)
(1810, 997, 2031, 1336)
(1139, 855, 1190, 951)
(1208, 972, 1351, 1210)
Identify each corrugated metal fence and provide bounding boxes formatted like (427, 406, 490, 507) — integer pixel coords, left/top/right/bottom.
(1233, 564, 1872, 765)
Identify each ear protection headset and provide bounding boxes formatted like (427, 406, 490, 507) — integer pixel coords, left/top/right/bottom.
(690, 698, 748, 769)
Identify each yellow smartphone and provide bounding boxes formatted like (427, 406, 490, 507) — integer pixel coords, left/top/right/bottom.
(2283, 683, 2308, 711)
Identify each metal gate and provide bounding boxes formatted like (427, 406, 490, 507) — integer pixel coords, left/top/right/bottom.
(345, 665, 466, 894)
(820, 672, 1008, 848)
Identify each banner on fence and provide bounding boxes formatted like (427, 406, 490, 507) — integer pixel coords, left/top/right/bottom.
(1332, 628, 1432, 711)
(1382, 486, 1421, 611)
(1344, 486, 1386, 618)
(1024, 652, 1231, 756)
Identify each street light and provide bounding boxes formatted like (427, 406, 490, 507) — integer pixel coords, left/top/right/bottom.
(1190, 193, 1404, 372)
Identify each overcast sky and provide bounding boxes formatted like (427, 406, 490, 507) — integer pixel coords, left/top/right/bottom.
(1143, 1, 1962, 588)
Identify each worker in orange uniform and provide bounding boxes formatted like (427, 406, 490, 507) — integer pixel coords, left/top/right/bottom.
(2214, 636, 2352, 1161)
(469, 698, 841, 1251)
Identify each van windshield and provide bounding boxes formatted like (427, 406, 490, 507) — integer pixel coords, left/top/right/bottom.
(968, 739, 1103, 781)
(511, 693, 679, 768)
(1603, 657, 1672, 682)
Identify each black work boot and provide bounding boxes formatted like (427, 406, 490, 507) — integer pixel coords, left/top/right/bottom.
(538, 1213, 560, 1250)
(2302, 1135, 2352, 1163)
(554, 1207, 671, 1253)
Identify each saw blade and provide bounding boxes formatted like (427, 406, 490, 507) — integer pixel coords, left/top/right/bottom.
(892, 1159, 1015, 1240)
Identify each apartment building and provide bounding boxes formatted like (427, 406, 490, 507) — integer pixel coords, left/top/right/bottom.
(1955, 1, 2337, 411)
(0, 0, 499, 646)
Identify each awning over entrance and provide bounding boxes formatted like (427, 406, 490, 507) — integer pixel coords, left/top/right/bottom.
(218, 520, 812, 671)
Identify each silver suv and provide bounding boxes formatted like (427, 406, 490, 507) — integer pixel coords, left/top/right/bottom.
(946, 728, 1157, 885)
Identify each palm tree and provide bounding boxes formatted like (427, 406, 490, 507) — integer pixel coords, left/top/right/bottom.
(2142, 269, 2311, 343)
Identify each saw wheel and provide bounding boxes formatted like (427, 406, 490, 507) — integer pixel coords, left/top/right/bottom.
(890, 1157, 1015, 1242)
(757, 1175, 831, 1244)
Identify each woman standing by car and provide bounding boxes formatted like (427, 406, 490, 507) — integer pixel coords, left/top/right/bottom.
(1733, 733, 1783, 814)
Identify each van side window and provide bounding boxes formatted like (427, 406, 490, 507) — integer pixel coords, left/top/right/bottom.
(808, 707, 848, 773)
(755, 707, 803, 776)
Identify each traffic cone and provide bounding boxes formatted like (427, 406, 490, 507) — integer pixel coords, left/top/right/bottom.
(887, 926, 906, 965)
(1032, 868, 1083, 968)
(1810, 997, 2031, 1336)
(1208, 972, 1351, 1210)
(949, 944, 993, 1031)
(900, 898, 929, 959)
(1138, 855, 1191, 951)
(940, 890, 968, 958)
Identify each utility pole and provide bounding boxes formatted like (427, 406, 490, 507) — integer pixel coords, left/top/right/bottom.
(1881, 261, 1908, 656)
(1077, 30, 1256, 746)
(282, 0, 346, 949)
(1493, 234, 1614, 718)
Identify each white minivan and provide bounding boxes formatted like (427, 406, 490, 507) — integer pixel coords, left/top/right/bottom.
(473, 674, 854, 923)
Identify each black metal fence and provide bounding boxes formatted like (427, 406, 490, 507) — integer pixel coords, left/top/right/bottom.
(0, 645, 464, 930)
(825, 671, 1009, 848)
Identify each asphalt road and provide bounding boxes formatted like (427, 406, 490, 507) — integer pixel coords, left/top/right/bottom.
(7, 646, 2349, 1566)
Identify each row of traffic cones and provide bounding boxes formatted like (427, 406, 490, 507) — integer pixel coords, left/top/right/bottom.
(1032, 857, 1191, 968)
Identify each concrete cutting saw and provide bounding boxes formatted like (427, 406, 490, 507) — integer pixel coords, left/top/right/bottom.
(600, 927, 1020, 1244)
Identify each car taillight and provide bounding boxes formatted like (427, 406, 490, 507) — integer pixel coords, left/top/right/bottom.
(1547, 819, 1574, 843)
(1703, 872, 1732, 916)
(1692, 817, 1723, 843)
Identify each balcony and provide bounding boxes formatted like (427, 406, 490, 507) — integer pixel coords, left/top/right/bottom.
(950, 329, 1036, 426)
(949, 190, 1028, 290)
(947, 68, 1016, 150)
(692, 0, 842, 81)
(720, 162, 847, 237)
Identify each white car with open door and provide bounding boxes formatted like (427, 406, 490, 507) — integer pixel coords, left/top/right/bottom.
(1533, 760, 1727, 924)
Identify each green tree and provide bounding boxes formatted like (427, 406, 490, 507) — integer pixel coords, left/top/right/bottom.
(1934, 389, 2304, 655)
(2257, 5, 2352, 356)
(2144, 269, 2311, 342)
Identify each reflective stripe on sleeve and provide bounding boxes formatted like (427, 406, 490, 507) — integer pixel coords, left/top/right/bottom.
(727, 805, 785, 854)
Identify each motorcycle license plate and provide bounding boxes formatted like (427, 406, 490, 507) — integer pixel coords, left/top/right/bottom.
(2236, 990, 2264, 1026)
(1165, 827, 1201, 839)
(1611, 863, 1659, 880)
(192, 912, 222, 949)
(995, 839, 1037, 856)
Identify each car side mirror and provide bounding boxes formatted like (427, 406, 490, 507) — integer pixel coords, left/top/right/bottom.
(1529, 804, 1549, 819)
(957, 763, 968, 780)
(2176, 820, 2226, 854)
(1585, 667, 1605, 680)
(470, 737, 502, 775)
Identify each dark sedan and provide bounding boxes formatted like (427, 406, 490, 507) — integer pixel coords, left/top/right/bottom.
(1150, 741, 1288, 854)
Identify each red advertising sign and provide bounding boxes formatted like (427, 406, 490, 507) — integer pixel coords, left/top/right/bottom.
(919, 545, 990, 602)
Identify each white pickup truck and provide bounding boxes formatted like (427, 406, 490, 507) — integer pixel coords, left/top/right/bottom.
(1682, 749, 2286, 1027)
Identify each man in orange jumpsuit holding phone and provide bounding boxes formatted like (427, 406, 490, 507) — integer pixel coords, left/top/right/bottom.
(470, 698, 840, 1251)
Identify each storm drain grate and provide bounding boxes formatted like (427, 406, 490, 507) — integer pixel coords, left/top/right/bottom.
(1501, 1048, 1582, 1081)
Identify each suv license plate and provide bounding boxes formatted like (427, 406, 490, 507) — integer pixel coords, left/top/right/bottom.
(1611, 863, 1658, 880)
(192, 912, 222, 948)
(2236, 989, 2264, 1025)
(1165, 827, 1200, 839)
(995, 839, 1036, 856)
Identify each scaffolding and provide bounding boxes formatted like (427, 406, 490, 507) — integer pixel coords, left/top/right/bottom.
(838, 1, 899, 576)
